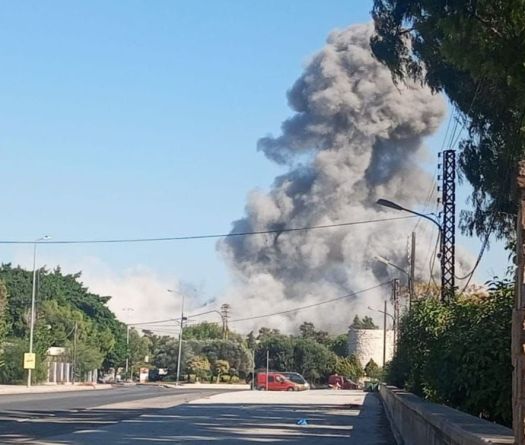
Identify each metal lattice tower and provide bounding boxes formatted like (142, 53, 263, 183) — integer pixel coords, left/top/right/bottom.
(220, 304, 231, 340)
(440, 149, 456, 301)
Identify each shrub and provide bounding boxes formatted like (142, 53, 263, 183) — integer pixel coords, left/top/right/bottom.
(387, 280, 513, 426)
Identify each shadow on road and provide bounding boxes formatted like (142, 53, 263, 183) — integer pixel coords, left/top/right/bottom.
(0, 393, 395, 444)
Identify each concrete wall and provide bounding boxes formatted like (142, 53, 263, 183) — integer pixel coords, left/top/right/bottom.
(347, 328, 394, 367)
(379, 385, 513, 445)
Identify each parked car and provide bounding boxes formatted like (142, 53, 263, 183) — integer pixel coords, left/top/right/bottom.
(328, 374, 359, 389)
(281, 372, 310, 390)
(255, 372, 305, 391)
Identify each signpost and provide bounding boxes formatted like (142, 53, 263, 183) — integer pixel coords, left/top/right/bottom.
(24, 353, 36, 370)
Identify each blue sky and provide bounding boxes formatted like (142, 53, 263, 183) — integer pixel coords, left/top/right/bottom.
(0, 1, 507, 320)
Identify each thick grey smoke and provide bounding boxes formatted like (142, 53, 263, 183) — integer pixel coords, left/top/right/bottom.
(219, 24, 452, 332)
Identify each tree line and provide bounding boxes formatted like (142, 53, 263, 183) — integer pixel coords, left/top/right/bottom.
(0, 263, 381, 385)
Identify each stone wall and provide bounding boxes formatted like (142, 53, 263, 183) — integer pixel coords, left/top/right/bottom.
(379, 385, 513, 445)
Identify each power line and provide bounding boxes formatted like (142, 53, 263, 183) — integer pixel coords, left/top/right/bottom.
(0, 215, 420, 245)
(229, 282, 390, 324)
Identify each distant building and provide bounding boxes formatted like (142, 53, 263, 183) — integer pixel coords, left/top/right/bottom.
(347, 328, 394, 367)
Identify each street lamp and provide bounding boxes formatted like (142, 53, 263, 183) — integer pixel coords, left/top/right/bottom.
(27, 235, 51, 388)
(376, 199, 442, 301)
(376, 199, 442, 232)
(122, 308, 134, 382)
(376, 255, 414, 305)
(168, 289, 187, 386)
(368, 304, 394, 368)
(376, 255, 409, 278)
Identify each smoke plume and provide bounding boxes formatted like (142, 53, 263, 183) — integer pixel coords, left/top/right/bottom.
(219, 24, 449, 333)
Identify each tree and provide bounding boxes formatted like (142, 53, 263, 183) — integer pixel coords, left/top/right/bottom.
(256, 334, 294, 372)
(350, 315, 379, 330)
(329, 334, 349, 358)
(371, 1, 525, 240)
(298, 322, 330, 345)
(364, 359, 381, 380)
(186, 356, 211, 382)
(334, 354, 365, 381)
(214, 359, 229, 383)
(293, 338, 338, 383)
(128, 329, 151, 378)
(183, 322, 223, 341)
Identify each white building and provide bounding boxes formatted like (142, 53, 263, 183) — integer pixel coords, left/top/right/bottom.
(347, 328, 394, 367)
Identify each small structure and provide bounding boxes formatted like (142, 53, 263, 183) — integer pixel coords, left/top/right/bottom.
(47, 347, 71, 384)
(347, 328, 394, 367)
(46, 347, 98, 384)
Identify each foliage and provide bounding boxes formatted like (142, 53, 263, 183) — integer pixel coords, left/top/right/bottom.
(292, 338, 338, 383)
(0, 264, 127, 384)
(298, 322, 330, 345)
(371, 0, 525, 240)
(329, 333, 349, 357)
(256, 332, 295, 372)
(387, 280, 513, 426)
(183, 322, 223, 341)
(350, 315, 378, 329)
(0, 338, 32, 384)
(186, 355, 211, 381)
(364, 359, 381, 380)
(214, 359, 230, 383)
(335, 354, 365, 381)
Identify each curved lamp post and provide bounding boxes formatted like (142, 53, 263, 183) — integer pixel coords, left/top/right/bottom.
(376, 199, 445, 302)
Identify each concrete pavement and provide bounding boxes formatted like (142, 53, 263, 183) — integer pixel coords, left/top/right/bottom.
(31, 389, 395, 444)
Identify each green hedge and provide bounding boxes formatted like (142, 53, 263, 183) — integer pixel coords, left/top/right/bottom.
(387, 280, 513, 426)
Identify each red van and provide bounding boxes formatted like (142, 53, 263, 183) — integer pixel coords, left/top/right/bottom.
(256, 372, 299, 391)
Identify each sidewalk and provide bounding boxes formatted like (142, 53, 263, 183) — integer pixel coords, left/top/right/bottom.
(160, 382, 250, 390)
(0, 383, 113, 395)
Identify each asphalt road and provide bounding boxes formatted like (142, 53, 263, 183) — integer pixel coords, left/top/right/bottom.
(26, 389, 395, 445)
(0, 385, 224, 443)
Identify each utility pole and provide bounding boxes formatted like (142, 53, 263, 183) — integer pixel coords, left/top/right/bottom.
(382, 300, 387, 367)
(392, 279, 399, 353)
(439, 149, 456, 301)
(513, 161, 525, 445)
(72, 321, 78, 383)
(266, 349, 269, 391)
(409, 231, 416, 307)
(125, 325, 130, 381)
(252, 348, 256, 391)
(220, 304, 231, 340)
(176, 293, 185, 386)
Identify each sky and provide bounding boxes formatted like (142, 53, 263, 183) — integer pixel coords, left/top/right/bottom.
(0, 0, 508, 328)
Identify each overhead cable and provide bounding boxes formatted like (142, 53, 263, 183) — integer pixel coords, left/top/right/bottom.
(229, 282, 390, 324)
(0, 215, 420, 245)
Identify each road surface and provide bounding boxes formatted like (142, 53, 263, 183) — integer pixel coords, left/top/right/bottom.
(0, 385, 224, 443)
(9, 388, 395, 444)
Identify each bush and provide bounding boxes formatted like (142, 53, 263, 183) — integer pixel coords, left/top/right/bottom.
(220, 374, 231, 383)
(364, 359, 382, 380)
(335, 354, 364, 381)
(230, 375, 240, 383)
(387, 280, 513, 426)
(0, 338, 48, 384)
